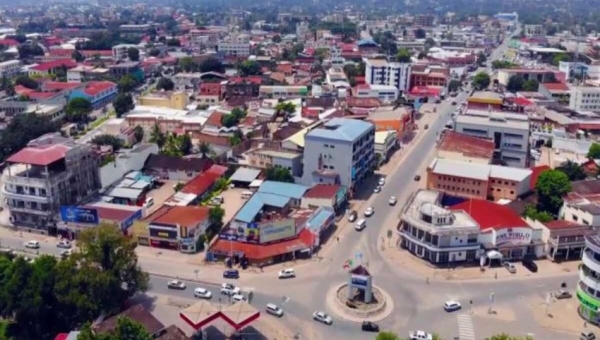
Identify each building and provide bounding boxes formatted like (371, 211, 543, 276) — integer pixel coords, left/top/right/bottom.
(453, 110, 530, 168)
(426, 158, 532, 201)
(225, 76, 262, 98)
(569, 86, 600, 111)
(368, 106, 413, 140)
(259, 86, 308, 99)
(301, 184, 347, 212)
(466, 91, 504, 110)
(436, 131, 495, 164)
(365, 59, 411, 92)
(375, 130, 398, 165)
(237, 147, 303, 177)
(143, 206, 210, 253)
(496, 68, 558, 87)
(2, 133, 99, 228)
(198, 83, 222, 105)
(144, 154, 213, 181)
(138, 91, 189, 110)
(0, 60, 21, 78)
(302, 118, 375, 193)
(296, 21, 310, 42)
(413, 14, 435, 26)
(112, 44, 139, 60)
(125, 106, 209, 136)
(397, 189, 545, 265)
(523, 25, 545, 37)
(578, 233, 600, 324)
(538, 82, 570, 101)
(217, 34, 251, 57)
(353, 84, 399, 102)
(68, 81, 118, 110)
(28, 59, 78, 77)
(409, 64, 449, 89)
(119, 24, 151, 34)
(560, 179, 600, 226)
(66, 66, 110, 82)
(109, 62, 144, 82)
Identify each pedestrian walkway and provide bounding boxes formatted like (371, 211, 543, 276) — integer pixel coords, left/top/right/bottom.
(457, 313, 476, 340)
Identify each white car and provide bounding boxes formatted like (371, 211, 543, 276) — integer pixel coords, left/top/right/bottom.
(409, 330, 433, 340)
(167, 280, 186, 290)
(232, 294, 246, 302)
(373, 186, 381, 193)
(443, 300, 462, 312)
(60, 249, 72, 258)
(278, 268, 296, 279)
(312, 311, 332, 325)
(194, 288, 212, 299)
(25, 240, 39, 249)
(57, 240, 71, 249)
(364, 207, 374, 217)
(378, 178, 386, 186)
(389, 196, 397, 205)
(221, 283, 240, 296)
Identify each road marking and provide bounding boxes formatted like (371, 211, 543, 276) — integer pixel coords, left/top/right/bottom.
(457, 313, 476, 340)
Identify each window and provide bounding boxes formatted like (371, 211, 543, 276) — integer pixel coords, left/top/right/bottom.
(510, 191, 514, 195)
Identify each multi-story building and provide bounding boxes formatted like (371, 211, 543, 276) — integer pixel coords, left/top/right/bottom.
(426, 158, 532, 201)
(413, 14, 435, 27)
(496, 68, 558, 87)
(523, 25, 545, 37)
(108, 62, 144, 82)
(396, 40, 426, 51)
(409, 63, 449, 89)
(28, 59, 78, 77)
(217, 34, 251, 57)
(66, 66, 110, 82)
(112, 44, 139, 60)
(119, 24, 151, 34)
(296, 21, 310, 42)
(302, 118, 375, 194)
(68, 81, 118, 110)
(569, 86, 600, 111)
(2, 133, 99, 228)
(138, 90, 188, 110)
(578, 233, 600, 323)
(365, 59, 411, 92)
(0, 60, 21, 78)
(454, 110, 530, 168)
(353, 84, 399, 102)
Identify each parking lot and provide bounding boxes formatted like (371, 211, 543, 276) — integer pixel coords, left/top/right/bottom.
(217, 187, 251, 224)
(145, 179, 179, 214)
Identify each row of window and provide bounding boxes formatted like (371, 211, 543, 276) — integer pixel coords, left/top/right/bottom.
(490, 179, 516, 186)
(437, 184, 481, 195)
(437, 176, 483, 186)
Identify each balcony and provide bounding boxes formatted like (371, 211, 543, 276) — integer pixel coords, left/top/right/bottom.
(2, 186, 49, 203)
(7, 204, 52, 216)
(580, 265, 600, 291)
(583, 249, 600, 274)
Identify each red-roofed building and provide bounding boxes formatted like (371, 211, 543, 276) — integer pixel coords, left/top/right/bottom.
(538, 219, 590, 261)
(0, 38, 19, 46)
(408, 86, 442, 98)
(225, 76, 262, 98)
(28, 59, 77, 76)
(346, 96, 380, 109)
(539, 82, 570, 101)
(437, 131, 495, 162)
(301, 184, 346, 211)
(529, 165, 550, 190)
(145, 205, 211, 252)
(198, 82, 222, 105)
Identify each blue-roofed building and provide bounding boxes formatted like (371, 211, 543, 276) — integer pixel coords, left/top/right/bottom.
(302, 118, 375, 195)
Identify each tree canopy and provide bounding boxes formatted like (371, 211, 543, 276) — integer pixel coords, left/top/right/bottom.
(556, 160, 587, 181)
(118, 75, 138, 93)
(535, 169, 572, 216)
(113, 93, 135, 118)
(127, 47, 140, 62)
(156, 77, 175, 91)
(91, 134, 124, 151)
(66, 98, 93, 123)
(588, 143, 600, 159)
(237, 60, 261, 76)
(264, 166, 294, 183)
(14, 75, 38, 90)
(396, 48, 412, 63)
(472, 72, 491, 90)
(0, 112, 59, 163)
(199, 57, 225, 73)
(77, 317, 152, 340)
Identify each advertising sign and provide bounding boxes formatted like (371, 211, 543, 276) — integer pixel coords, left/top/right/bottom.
(149, 227, 177, 240)
(219, 233, 238, 241)
(120, 209, 143, 230)
(259, 219, 296, 244)
(60, 206, 99, 224)
(350, 274, 369, 288)
(496, 227, 532, 245)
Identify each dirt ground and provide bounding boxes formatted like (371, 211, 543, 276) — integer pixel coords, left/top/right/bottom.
(218, 188, 251, 225)
(528, 294, 596, 335)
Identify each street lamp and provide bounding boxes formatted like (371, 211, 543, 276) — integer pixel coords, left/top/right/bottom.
(488, 291, 495, 314)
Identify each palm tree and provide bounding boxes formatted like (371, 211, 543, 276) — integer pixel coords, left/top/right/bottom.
(198, 142, 212, 158)
(133, 125, 144, 143)
(163, 133, 183, 156)
(149, 124, 166, 150)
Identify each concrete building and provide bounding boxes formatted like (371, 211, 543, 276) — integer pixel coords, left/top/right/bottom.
(413, 14, 435, 26)
(569, 86, 600, 112)
(436, 131, 495, 164)
(353, 84, 399, 102)
(375, 130, 398, 166)
(302, 118, 375, 193)
(217, 34, 251, 57)
(365, 59, 411, 92)
(496, 68, 557, 87)
(137, 91, 189, 110)
(578, 233, 600, 324)
(296, 21, 310, 42)
(112, 44, 139, 60)
(2, 133, 99, 228)
(426, 158, 532, 201)
(125, 106, 209, 137)
(454, 110, 530, 168)
(0, 60, 21, 78)
(237, 147, 303, 177)
(560, 179, 600, 227)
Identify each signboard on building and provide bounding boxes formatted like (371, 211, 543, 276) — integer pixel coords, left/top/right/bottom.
(351, 274, 369, 288)
(335, 186, 347, 206)
(120, 209, 143, 230)
(496, 227, 532, 245)
(149, 225, 178, 240)
(60, 206, 99, 224)
(259, 219, 296, 244)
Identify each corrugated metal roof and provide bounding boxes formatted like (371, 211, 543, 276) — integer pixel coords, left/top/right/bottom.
(234, 192, 290, 223)
(429, 158, 490, 180)
(306, 118, 373, 142)
(230, 168, 261, 183)
(258, 181, 308, 199)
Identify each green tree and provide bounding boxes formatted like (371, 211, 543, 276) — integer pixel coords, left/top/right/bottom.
(477, 51, 487, 66)
(524, 205, 553, 222)
(14, 75, 38, 90)
(275, 102, 296, 116)
(237, 60, 261, 76)
(127, 47, 140, 61)
(535, 169, 572, 216)
(179, 56, 198, 72)
(78, 317, 152, 340)
(72, 50, 85, 62)
(73, 223, 149, 314)
(114, 92, 135, 117)
(118, 75, 138, 93)
(556, 160, 587, 181)
(522, 79, 539, 91)
(133, 125, 144, 143)
(198, 141, 213, 158)
(375, 332, 400, 340)
(156, 77, 175, 91)
(588, 142, 600, 159)
(396, 48, 412, 63)
(448, 79, 462, 92)
(472, 72, 491, 90)
(228, 130, 243, 146)
(66, 97, 93, 123)
(485, 334, 534, 340)
(91, 134, 123, 151)
(149, 124, 166, 150)
(148, 48, 161, 57)
(414, 28, 426, 39)
(506, 76, 524, 92)
(272, 35, 282, 43)
(208, 206, 225, 226)
(166, 38, 181, 47)
(199, 57, 225, 73)
(179, 133, 192, 155)
(264, 165, 294, 183)
(221, 114, 239, 128)
(174, 182, 184, 192)
(551, 53, 571, 66)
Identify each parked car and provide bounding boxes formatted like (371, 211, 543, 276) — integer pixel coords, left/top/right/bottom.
(223, 269, 239, 279)
(373, 186, 381, 193)
(364, 207, 374, 217)
(312, 311, 332, 325)
(57, 240, 71, 249)
(378, 178, 386, 186)
(581, 331, 596, 340)
(444, 300, 462, 312)
(278, 268, 295, 279)
(266, 303, 284, 317)
(167, 280, 186, 290)
(355, 219, 367, 231)
(361, 321, 379, 332)
(60, 249, 72, 258)
(409, 330, 433, 340)
(348, 210, 358, 222)
(554, 290, 572, 299)
(522, 258, 538, 273)
(194, 288, 212, 299)
(221, 283, 240, 296)
(414, 175, 421, 181)
(389, 196, 397, 205)
(503, 261, 516, 274)
(232, 294, 246, 302)
(25, 240, 40, 249)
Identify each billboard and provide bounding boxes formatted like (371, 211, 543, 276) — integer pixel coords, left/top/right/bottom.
(259, 219, 296, 244)
(351, 274, 369, 288)
(149, 227, 178, 240)
(60, 206, 99, 224)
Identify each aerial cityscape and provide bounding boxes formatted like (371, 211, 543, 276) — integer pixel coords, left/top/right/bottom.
(0, 1, 600, 340)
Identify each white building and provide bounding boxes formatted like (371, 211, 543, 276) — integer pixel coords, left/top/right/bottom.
(296, 22, 310, 42)
(112, 44, 139, 60)
(454, 110, 530, 168)
(375, 130, 398, 165)
(0, 60, 21, 78)
(302, 118, 375, 192)
(569, 86, 600, 111)
(365, 59, 411, 92)
(353, 84, 399, 102)
(217, 34, 251, 57)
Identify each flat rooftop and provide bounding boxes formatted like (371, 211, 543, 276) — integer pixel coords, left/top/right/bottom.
(456, 110, 530, 131)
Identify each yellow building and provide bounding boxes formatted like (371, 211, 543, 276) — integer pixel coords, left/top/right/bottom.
(138, 91, 189, 110)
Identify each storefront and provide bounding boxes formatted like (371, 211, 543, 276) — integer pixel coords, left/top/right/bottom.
(480, 227, 545, 260)
(148, 225, 179, 250)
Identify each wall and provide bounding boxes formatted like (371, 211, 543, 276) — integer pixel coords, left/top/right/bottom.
(436, 150, 490, 164)
(425, 171, 488, 200)
(488, 176, 529, 201)
(301, 196, 334, 209)
(561, 204, 597, 226)
(138, 91, 188, 110)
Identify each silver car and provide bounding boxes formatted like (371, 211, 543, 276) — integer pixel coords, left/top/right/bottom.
(312, 311, 332, 325)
